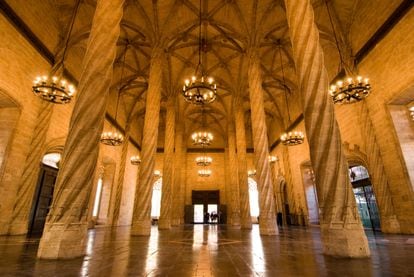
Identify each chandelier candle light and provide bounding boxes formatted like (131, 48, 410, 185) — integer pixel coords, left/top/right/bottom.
(198, 169, 211, 177)
(325, 0, 371, 104)
(130, 155, 141, 165)
(182, 0, 217, 105)
(248, 169, 256, 177)
(32, 0, 80, 104)
(277, 42, 304, 146)
(195, 155, 212, 166)
(269, 155, 278, 164)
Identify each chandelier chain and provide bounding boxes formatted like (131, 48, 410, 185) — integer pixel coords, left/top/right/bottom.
(60, 0, 81, 70)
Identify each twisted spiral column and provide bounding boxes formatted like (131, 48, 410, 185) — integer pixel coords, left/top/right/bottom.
(234, 98, 252, 229)
(131, 47, 163, 235)
(8, 45, 67, 235)
(158, 98, 175, 229)
(247, 50, 277, 235)
(171, 121, 183, 226)
(178, 140, 188, 224)
(111, 123, 130, 226)
(360, 102, 400, 233)
(37, 0, 124, 259)
(283, 0, 369, 257)
(8, 100, 53, 234)
(227, 121, 241, 226)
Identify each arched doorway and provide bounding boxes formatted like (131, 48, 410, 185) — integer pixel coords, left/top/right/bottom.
(28, 152, 61, 235)
(248, 177, 259, 223)
(349, 165, 381, 232)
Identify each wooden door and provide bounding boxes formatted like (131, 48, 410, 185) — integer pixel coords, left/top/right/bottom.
(29, 165, 58, 235)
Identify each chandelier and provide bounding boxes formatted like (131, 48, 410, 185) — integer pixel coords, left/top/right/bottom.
(195, 155, 212, 166)
(100, 43, 129, 146)
(182, 0, 217, 105)
(130, 155, 141, 165)
(154, 170, 162, 177)
(192, 105, 213, 146)
(33, 76, 76, 104)
(324, 0, 371, 104)
(409, 105, 414, 121)
(198, 169, 211, 177)
(192, 131, 213, 146)
(277, 42, 304, 146)
(247, 169, 256, 177)
(32, 0, 80, 104)
(269, 155, 278, 164)
(281, 131, 305, 146)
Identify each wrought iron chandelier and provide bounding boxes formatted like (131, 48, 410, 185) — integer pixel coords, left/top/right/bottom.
(198, 169, 211, 177)
(408, 104, 414, 121)
(277, 42, 304, 146)
(130, 155, 141, 165)
(247, 170, 256, 177)
(192, 105, 213, 146)
(32, 0, 80, 104)
(269, 155, 278, 164)
(100, 43, 129, 146)
(182, 0, 217, 105)
(325, 0, 371, 104)
(195, 155, 212, 166)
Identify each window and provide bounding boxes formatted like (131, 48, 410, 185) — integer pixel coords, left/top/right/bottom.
(151, 178, 162, 218)
(248, 177, 260, 217)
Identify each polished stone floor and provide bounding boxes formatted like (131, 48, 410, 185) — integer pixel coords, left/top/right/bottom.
(0, 224, 414, 276)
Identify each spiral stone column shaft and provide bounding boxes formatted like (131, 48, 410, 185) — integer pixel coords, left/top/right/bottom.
(9, 101, 53, 235)
(158, 98, 175, 229)
(9, 47, 67, 235)
(234, 98, 252, 229)
(227, 121, 241, 226)
(247, 50, 277, 235)
(171, 121, 183, 226)
(37, 0, 124, 259)
(283, 0, 369, 257)
(131, 47, 163, 236)
(112, 123, 130, 226)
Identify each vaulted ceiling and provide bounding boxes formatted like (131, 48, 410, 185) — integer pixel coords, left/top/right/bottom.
(5, 0, 403, 149)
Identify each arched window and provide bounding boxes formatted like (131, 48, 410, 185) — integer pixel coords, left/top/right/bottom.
(248, 177, 260, 217)
(151, 178, 162, 218)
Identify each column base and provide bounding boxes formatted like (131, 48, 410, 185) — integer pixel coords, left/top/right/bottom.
(259, 215, 278, 235)
(231, 212, 241, 227)
(158, 218, 171, 230)
(8, 220, 29, 235)
(240, 218, 252, 230)
(321, 223, 370, 258)
(131, 219, 151, 236)
(37, 222, 87, 259)
(170, 218, 180, 226)
(381, 215, 401, 234)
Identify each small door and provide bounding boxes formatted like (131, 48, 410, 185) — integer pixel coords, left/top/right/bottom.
(29, 165, 57, 235)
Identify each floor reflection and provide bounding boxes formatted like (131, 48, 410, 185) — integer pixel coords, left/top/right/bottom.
(0, 225, 414, 276)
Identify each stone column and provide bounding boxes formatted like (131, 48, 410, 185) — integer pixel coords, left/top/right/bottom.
(247, 49, 277, 235)
(234, 97, 252, 229)
(179, 140, 188, 224)
(158, 98, 175, 229)
(171, 120, 183, 226)
(111, 123, 130, 226)
(283, 0, 370, 257)
(131, 47, 163, 235)
(37, 0, 124, 259)
(227, 121, 241, 227)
